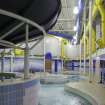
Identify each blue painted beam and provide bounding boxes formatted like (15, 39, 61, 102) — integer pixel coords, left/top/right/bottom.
(48, 31, 73, 40)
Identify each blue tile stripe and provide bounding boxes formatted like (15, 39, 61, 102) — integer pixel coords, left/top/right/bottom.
(0, 79, 40, 105)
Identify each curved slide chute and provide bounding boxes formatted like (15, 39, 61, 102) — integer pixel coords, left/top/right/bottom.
(0, 0, 61, 45)
(81, 0, 105, 56)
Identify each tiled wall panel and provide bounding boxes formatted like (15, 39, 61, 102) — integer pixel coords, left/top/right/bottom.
(0, 79, 40, 105)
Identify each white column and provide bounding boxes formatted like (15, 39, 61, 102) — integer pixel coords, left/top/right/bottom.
(92, 58, 94, 80)
(84, 5, 86, 74)
(43, 36, 46, 73)
(1, 55, 4, 73)
(10, 49, 13, 72)
(24, 24, 29, 79)
(79, 43, 82, 73)
(61, 59, 63, 73)
(95, 57, 100, 82)
(89, 0, 93, 82)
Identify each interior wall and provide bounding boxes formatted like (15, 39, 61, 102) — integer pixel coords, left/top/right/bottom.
(30, 39, 44, 56)
(45, 36, 61, 57)
(64, 44, 80, 59)
(30, 36, 61, 57)
(30, 36, 80, 59)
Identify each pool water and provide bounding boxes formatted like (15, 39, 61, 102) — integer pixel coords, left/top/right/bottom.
(40, 74, 88, 84)
(67, 75, 88, 82)
(39, 84, 92, 105)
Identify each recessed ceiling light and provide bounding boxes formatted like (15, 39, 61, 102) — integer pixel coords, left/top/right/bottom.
(73, 26, 77, 31)
(73, 6, 79, 15)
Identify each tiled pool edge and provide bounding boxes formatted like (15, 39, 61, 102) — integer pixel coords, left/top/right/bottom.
(64, 84, 98, 105)
(0, 77, 40, 105)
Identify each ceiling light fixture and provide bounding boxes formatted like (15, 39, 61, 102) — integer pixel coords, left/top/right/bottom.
(73, 26, 77, 31)
(73, 6, 79, 15)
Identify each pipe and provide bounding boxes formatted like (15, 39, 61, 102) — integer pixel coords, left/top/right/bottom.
(92, 28, 96, 53)
(10, 49, 13, 72)
(81, 0, 105, 49)
(96, 0, 105, 47)
(85, 3, 98, 35)
(43, 34, 46, 73)
(0, 9, 46, 36)
(92, 3, 98, 21)
(85, 36, 89, 56)
(0, 39, 24, 50)
(81, 37, 88, 57)
(89, 0, 93, 82)
(24, 24, 29, 79)
(0, 22, 24, 40)
(79, 41, 82, 73)
(81, 0, 97, 52)
(61, 39, 67, 58)
(1, 50, 5, 73)
(81, 28, 96, 57)
(30, 37, 43, 50)
(83, 5, 87, 74)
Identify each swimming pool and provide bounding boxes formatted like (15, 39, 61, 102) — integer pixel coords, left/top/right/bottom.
(39, 84, 92, 105)
(40, 74, 87, 84)
(67, 75, 88, 82)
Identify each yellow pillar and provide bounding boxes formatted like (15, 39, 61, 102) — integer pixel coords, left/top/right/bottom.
(61, 39, 68, 58)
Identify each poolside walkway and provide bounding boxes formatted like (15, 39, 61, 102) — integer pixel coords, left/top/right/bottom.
(65, 81, 105, 105)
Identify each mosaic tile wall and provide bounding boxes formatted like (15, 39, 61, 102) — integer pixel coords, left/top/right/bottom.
(101, 69, 105, 84)
(0, 79, 40, 105)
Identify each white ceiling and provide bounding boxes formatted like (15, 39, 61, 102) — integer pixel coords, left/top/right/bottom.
(50, 0, 78, 35)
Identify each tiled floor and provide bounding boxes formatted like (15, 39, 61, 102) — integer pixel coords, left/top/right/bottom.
(65, 81, 105, 105)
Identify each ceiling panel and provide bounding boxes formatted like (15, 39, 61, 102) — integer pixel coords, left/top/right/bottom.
(50, 0, 78, 35)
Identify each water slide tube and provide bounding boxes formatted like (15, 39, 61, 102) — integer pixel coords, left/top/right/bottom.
(81, 0, 105, 56)
(96, 0, 105, 48)
(80, 1, 105, 85)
